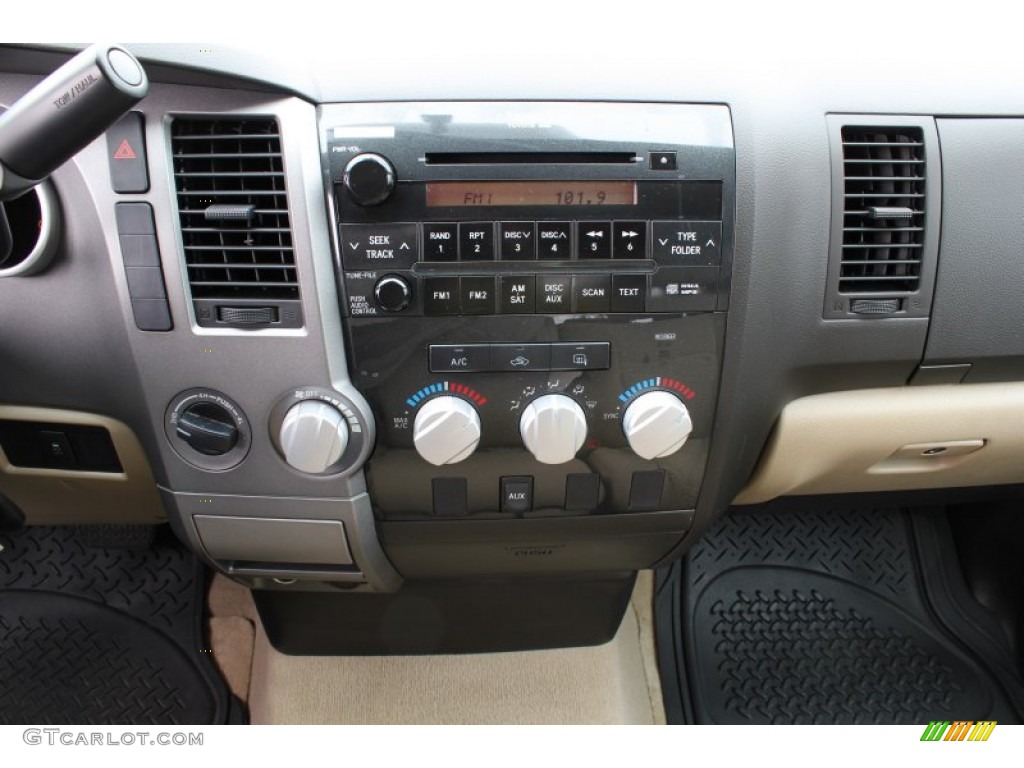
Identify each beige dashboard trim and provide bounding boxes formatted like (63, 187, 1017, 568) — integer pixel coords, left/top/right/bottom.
(734, 383, 1024, 504)
(0, 405, 165, 524)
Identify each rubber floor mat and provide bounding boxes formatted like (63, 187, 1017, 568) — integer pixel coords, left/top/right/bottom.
(0, 525, 235, 724)
(656, 506, 1024, 724)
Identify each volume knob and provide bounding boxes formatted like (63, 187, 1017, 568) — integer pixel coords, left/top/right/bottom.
(520, 394, 587, 465)
(343, 153, 395, 206)
(413, 396, 481, 466)
(622, 391, 692, 460)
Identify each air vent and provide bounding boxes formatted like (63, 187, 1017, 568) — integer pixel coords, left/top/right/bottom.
(171, 116, 302, 329)
(825, 117, 940, 319)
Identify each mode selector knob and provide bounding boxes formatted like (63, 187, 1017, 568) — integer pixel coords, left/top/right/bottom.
(520, 394, 588, 465)
(374, 274, 411, 312)
(176, 402, 239, 456)
(343, 153, 395, 206)
(279, 400, 350, 474)
(413, 396, 481, 466)
(622, 391, 693, 460)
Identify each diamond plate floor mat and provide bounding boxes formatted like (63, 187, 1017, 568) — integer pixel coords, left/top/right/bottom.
(0, 525, 237, 724)
(656, 506, 1024, 724)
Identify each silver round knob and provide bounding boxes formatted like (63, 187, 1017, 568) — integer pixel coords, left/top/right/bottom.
(278, 400, 350, 474)
(413, 396, 481, 466)
(519, 394, 588, 465)
(622, 391, 692, 460)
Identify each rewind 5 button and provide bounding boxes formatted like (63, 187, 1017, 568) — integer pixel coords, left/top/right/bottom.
(577, 222, 612, 259)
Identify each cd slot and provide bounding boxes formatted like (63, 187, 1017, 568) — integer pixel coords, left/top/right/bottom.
(424, 152, 640, 166)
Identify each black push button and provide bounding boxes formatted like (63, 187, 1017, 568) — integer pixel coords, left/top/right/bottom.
(460, 222, 495, 261)
(499, 276, 536, 313)
(460, 276, 496, 315)
(423, 277, 460, 315)
(115, 202, 156, 235)
(429, 344, 491, 373)
(537, 222, 573, 260)
(650, 151, 677, 171)
(652, 221, 722, 265)
(647, 267, 718, 312)
(433, 477, 468, 517)
(499, 222, 536, 260)
(340, 223, 418, 270)
(577, 222, 612, 259)
(550, 342, 610, 371)
(611, 274, 648, 313)
(39, 430, 76, 469)
(118, 235, 162, 267)
(537, 274, 572, 313)
(565, 473, 601, 512)
(629, 470, 666, 511)
(490, 343, 550, 372)
(423, 223, 459, 261)
(131, 299, 173, 332)
(501, 476, 533, 513)
(106, 111, 149, 193)
(613, 221, 647, 259)
(572, 274, 611, 313)
(124, 267, 167, 300)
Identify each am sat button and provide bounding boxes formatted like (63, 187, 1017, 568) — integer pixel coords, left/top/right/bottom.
(429, 344, 490, 373)
(499, 276, 536, 313)
(490, 343, 550, 372)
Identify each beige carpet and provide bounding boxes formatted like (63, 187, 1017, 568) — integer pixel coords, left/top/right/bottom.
(209, 571, 665, 725)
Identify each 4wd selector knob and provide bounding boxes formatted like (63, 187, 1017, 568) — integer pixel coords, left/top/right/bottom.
(176, 402, 239, 456)
(343, 153, 395, 206)
(278, 400, 350, 474)
(413, 396, 481, 466)
(520, 394, 587, 465)
(622, 391, 693, 460)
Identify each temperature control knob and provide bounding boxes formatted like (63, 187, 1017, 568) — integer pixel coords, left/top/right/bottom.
(622, 391, 693, 460)
(413, 396, 481, 466)
(343, 153, 395, 206)
(520, 394, 587, 465)
(278, 400, 350, 474)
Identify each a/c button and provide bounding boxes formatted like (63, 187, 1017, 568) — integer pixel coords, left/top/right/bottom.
(429, 344, 490, 373)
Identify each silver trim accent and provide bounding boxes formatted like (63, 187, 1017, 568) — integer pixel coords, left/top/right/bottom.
(0, 180, 61, 277)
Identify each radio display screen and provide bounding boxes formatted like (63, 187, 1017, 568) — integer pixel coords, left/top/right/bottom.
(426, 181, 637, 207)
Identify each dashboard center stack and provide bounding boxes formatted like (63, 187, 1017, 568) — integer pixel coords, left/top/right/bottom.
(323, 102, 735, 578)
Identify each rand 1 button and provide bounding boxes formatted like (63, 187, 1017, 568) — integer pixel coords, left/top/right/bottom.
(500, 222, 536, 260)
(340, 223, 418, 270)
(537, 222, 573, 260)
(647, 266, 719, 312)
(651, 221, 722, 265)
(460, 222, 495, 261)
(489, 343, 550, 372)
(536, 274, 572, 313)
(423, 223, 459, 261)
(611, 274, 648, 312)
(549, 342, 610, 371)
(429, 344, 491, 373)
(577, 221, 612, 259)
(499, 276, 536, 313)
(572, 274, 611, 313)
(423, 277, 461, 315)
(460, 276, 496, 315)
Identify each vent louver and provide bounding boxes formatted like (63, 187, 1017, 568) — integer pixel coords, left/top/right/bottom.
(838, 127, 926, 294)
(171, 116, 302, 328)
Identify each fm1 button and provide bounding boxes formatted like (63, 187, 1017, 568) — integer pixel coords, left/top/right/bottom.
(652, 221, 722, 265)
(537, 222, 572, 260)
(501, 476, 533, 513)
(429, 344, 490, 373)
(424, 277, 460, 315)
